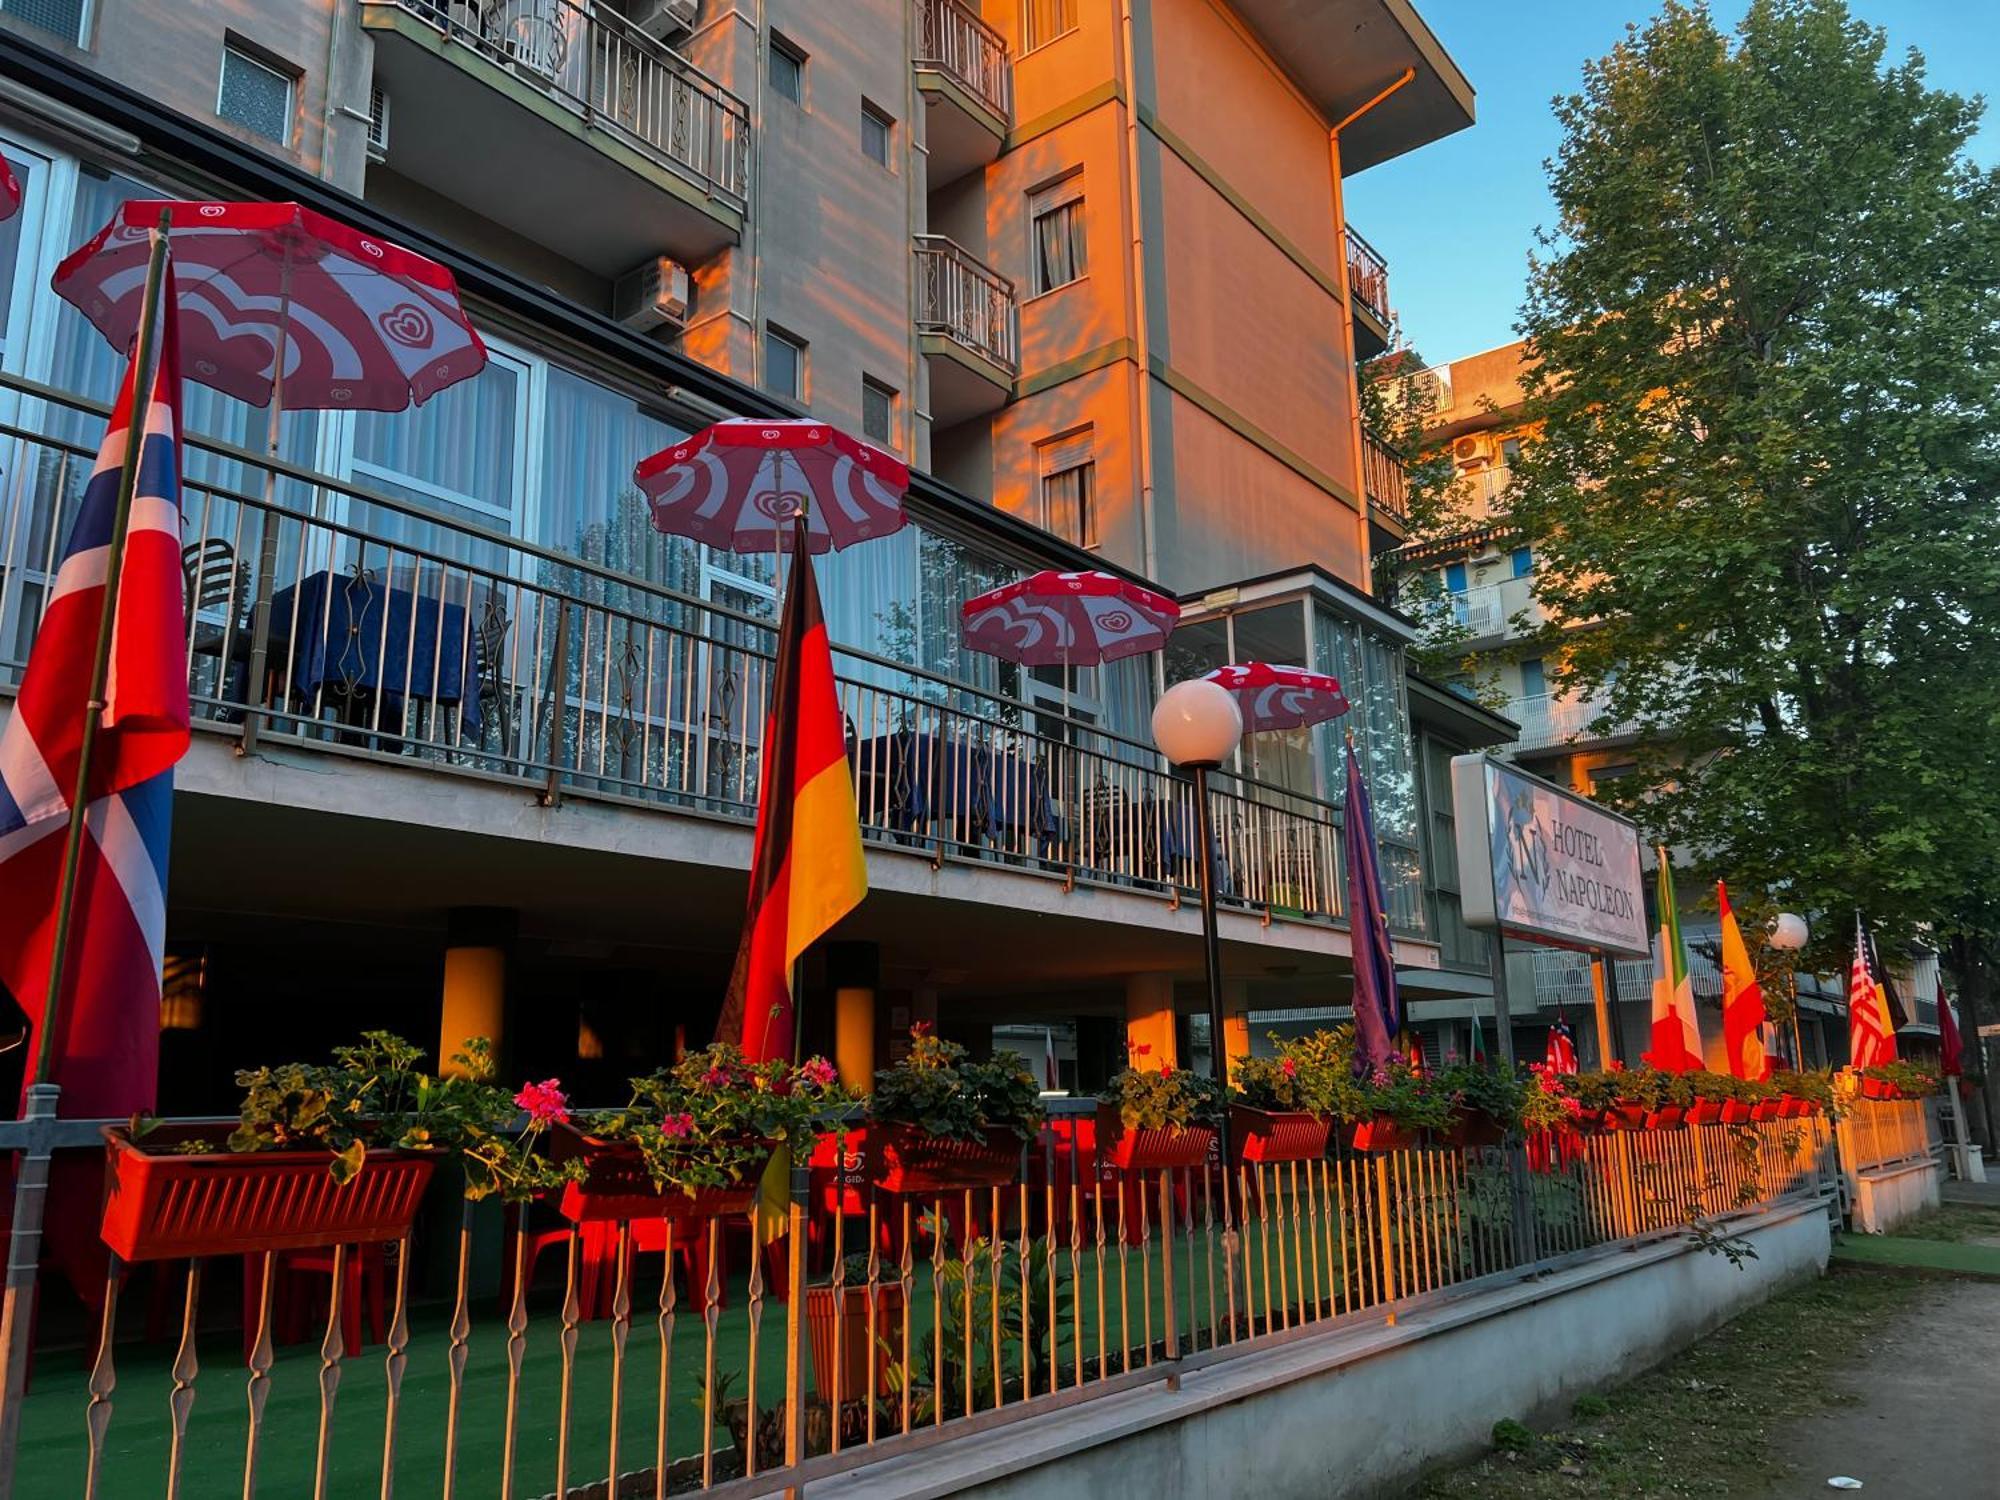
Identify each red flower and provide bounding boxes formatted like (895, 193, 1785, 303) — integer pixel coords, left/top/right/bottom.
(514, 1079, 570, 1127)
(701, 1065, 730, 1089)
(1130, 1042, 1152, 1059)
(798, 1057, 838, 1089)
(1160, 1064, 1174, 1078)
(1279, 1057, 1298, 1079)
(660, 1112, 696, 1140)
(911, 1021, 933, 1038)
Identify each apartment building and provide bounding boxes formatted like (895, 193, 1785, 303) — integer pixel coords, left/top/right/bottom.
(0, 1, 1474, 1109)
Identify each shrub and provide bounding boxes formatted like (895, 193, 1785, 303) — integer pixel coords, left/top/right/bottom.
(870, 1029, 1045, 1142)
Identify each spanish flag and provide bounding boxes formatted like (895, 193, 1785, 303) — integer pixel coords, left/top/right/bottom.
(1717, 881, 1770, 1080)
(716, 517, 868, 1062)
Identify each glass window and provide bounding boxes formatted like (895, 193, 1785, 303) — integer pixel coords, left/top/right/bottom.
(218, 45, 295, 147)
(1519, 656, 1546, 698)
(1510, 546, 1532, 578)
(538, 366, 696, 596)
(1022, 0, 1078, 51)
(0, 148, 32, 364)
(763, 326, 804, 400)
(1500, 436, 1523, 468)
(861, 376, 895, 446)
(1038, 447, 1095, 549)
(861, 103, 892, 166)
(1030, 177, 1086, 294)
(769, 35, 805, 103)
(1443, 562, 1467, 594)
(1, 0, 86, 44)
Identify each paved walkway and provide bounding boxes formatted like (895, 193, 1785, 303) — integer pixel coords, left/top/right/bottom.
(1757, 1275, 2000, 1496)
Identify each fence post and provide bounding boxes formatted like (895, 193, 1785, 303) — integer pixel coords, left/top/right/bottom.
(0, 1083, 61, 1497)
(782, 1157, 809, 1500)
(541, 601, 571, 809)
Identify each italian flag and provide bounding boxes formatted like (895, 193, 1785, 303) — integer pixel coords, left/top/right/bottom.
(1645, 852, 1705, 1072)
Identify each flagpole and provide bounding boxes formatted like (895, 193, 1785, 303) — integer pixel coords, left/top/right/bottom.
(30, 215, 173, 1088)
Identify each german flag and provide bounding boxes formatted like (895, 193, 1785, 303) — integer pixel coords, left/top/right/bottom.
(715, 517, 868, 1063)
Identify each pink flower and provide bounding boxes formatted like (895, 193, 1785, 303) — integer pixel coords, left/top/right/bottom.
(911, 1021, 933, 1038)
(701, 1066, 730, 1089)
(514, 1079, 570, 1127)
(1279, 1057, 1298, 1079)
(660, 1112, 696, 1140)
(799, 1057, 838, 1089)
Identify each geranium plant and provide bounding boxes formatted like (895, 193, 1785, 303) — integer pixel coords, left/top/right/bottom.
(1102, 1045, 1220, 1132)
(1433, 1060, 1529, 1135)
(1860, 1060, 1939, 1098)
(1520, 1065, 1581, 1133)
(585, 1043, 848, 1199)
(1359, 1059, 1453, 1133)
(1232, 1031, 1373, 1121)
(1771, 1068, 1838, 1113)
(868, 1028, 1045, 1143)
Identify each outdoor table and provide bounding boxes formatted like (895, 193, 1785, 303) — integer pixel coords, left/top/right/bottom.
(268, 569, 483, 737)
(858, 730, 1059, 849)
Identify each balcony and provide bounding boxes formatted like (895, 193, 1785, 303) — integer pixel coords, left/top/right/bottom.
(359, 0, 750, 274)
(1442, 576, 1538, 643)
(915, 0, 1011, 188)
(1362, 433, 1409, 533)
(1504, 690, 1629, 754)
(915, 234, 1018, 427)
(1346, 227, 1392, 358)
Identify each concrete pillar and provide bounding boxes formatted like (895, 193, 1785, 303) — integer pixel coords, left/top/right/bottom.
(1124, 973, 1178, 1070)
(1222, 979, 1251, 1080)
(440, 908, 515, 1078)
(827, 942, 880, 1092)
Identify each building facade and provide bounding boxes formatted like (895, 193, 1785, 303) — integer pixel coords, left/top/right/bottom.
(0, 1, 1473, 1114)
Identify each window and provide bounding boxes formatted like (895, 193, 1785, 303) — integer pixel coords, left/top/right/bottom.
(768, 34, 805, 103)
(1443, 562, 1467, 594)
(861, 102, 892, 166)
(1518, 656, 1547, 698)
(861, 376, 896, 447)
(1500, 436, 1524, 468)
(763, 325, 805, 400)
(1021, 0, 1078, 51)
(0, 0, 86, 45)
(1037, 429, 1096, 549)
(1029, 175, 1086, 295)
(1510, 546, 1533, 579)
(218, 44, 295, 147)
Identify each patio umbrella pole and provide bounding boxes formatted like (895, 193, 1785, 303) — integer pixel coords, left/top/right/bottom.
(0, 220, 172, 1482)
(236, 253, 294, 758)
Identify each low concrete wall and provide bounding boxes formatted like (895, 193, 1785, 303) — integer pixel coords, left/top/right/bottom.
(816, 1199, 1832, 1500)
(1851, 1158, 1942, 1234)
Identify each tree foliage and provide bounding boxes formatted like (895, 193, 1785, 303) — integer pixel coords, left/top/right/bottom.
(1508, 0, 2000, 971)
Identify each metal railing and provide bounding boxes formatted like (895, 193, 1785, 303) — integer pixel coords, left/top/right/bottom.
(1361, 435, 1409, 527)
(916, 0, 1012, 120)
(376, 0, 752, 210)
(0, 374, 1391, 935)
(0, 1097, 1836, 1496)
(1527, 948, 1654, 1011)
(913, 236, 1020, 378)
(1346, 228, 1390, 325)
(1504, 690, 1623, 753)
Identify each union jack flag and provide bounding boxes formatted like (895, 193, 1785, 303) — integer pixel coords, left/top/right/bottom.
(0, 245, 186, 1115)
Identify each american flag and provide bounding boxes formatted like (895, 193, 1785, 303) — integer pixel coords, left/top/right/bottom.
(1848, 912, 1899, 1070)
(0, 240, 186, 1116)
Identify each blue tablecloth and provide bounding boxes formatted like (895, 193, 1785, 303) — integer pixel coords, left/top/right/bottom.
(269, 570, 482, 734)
(858, 731, 1057, 845)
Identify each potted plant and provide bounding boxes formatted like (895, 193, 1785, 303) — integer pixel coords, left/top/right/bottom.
(562, 1044, 846, 1223)
(101, 1033, 574, 1262)
(1433, 1060, 1528, 1147)
(1685, 1071, 1768, 1125)
(1100, 1046, 1219, 1170)
(1229, 1033, 1359, 1163)
(805, 1253, 908, 1405)
(1771, 1068, 1836, 1118)
(1351, 1060, 1452, 1152)
(1858, 1061, 1939, 1102)
(1564, 1068, 1644, 1132)
(862, 1027, 1043, 1194)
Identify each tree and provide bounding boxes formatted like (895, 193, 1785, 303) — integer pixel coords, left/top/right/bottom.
(1507, 1, 2000, 1033)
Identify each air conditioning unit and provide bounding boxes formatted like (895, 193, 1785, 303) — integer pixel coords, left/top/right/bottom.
(630, 0, 699, 42)
(1453, 433, 1494, 465)
(366, 85, 390, 160)
(612, 256, 691, 333)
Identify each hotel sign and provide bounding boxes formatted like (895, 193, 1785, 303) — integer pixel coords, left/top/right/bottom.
(1451, 755, 1649, 957)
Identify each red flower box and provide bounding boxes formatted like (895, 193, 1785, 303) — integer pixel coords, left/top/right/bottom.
(1858, 1077, 1899, 1101)
(1644, 1106, 1686, 1131)
(1440, 1112, 1506, 1149)
(1606, 1102, 1650, 1132)
(1229, 1105, 1331, 1164)
(553, 1124, 770, 1223)
(99, 1125, 436, 1262)
(1097, 1104, 1213, 1170)
(1720, 1100, 1755, 1125)
(1780, 1097, 1814, 1119)
(1750, 1098, 1785, 1122)
(1350, 1114, 1417, 1153)
(1686, 1101, 1723, 1126)
(806, 1281, 907, 1402)
(866, 1123, 1022, 1194)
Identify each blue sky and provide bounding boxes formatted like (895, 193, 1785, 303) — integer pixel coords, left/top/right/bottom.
(1342, 1, 2000, 367)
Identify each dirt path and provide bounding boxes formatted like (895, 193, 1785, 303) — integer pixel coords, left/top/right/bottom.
(1758, 1277, 2000, 1496)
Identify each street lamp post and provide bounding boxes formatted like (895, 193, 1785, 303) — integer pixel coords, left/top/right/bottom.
(1151, 679, 1245, 1109)
(1770, 912, 1809, 1066)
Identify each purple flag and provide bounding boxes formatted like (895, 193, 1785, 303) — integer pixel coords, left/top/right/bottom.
(1344, 741, 1402, 1075)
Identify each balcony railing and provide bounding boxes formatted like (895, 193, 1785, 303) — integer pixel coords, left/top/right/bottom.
(914, 234, 1020, 377)
(0, 375, 1399, 936)
(381, 0, 751, 210)
(0, 1093, 1836, 1494)
(916, 0, 1012, 120)
(1362, 434, 1409, 526)
(1346, 227, 1390, 325)
(1505, 690, 1624, 753)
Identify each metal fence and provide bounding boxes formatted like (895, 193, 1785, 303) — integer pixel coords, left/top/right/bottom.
(0, 1100, 1836, 1498)
(0, 374, 1383, 934)
(376, 0, 752, 211)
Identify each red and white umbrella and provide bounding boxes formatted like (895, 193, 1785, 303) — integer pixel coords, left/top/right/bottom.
(1201, 662, 1349, 733)
(634, 418, 910, 555)
(0, 156, 20, 223)
(53, 199, 487, 412)
(959, 570, 1179, 669)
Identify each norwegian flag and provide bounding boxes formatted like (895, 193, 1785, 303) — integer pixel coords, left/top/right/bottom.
(0, 245, 187, 1117)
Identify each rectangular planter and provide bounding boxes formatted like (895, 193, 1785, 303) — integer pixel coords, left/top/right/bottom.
(1751, 1098, 1786, 1122)
(866, 1122, 1021, 1195)
(1230, 1105, 1331, 1165)
(1644, 1106, 1687, 1131)
(99, 1125, 436, 1262)
(1440, 1112, 1506, 1149)
(553, 1124, 769, 1224)
(1349, 1115, 1417, 1153)
(806, 1281, 907, 1402)
(1097, 1104, 1213, 1171)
